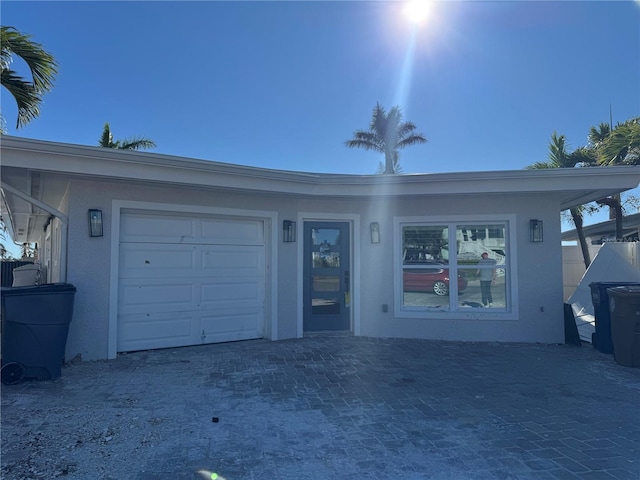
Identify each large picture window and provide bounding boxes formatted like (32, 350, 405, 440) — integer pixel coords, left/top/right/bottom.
(400, 221, 509, 312)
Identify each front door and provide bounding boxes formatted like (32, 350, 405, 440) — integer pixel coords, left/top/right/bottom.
(303, 222, 351, 332)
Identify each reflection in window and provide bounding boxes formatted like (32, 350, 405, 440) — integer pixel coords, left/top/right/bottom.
(456, 225, 507, 260)
(313, 275, 340, 292)
(401, 222, 509, 311)
(312, 298, 340, 315)
(313, 252, 340, 268)
(402, 226, 448, 263)
(456, 267, 506, 309)
(311, 229, 341, 246)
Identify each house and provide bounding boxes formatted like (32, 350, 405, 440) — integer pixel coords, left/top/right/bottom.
(2, 136, 640, 361)
(562, 212, 640, 244)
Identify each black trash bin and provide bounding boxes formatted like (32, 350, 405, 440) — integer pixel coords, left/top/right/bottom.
(1, 283, 76, 384)
(607, 286, 640, 368)
(589, 282, 640, 354)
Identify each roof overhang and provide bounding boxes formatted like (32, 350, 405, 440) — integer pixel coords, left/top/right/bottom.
(2, 135, 640, 243)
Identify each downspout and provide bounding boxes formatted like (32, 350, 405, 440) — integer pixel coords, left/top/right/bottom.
(0, 182, 69, 282)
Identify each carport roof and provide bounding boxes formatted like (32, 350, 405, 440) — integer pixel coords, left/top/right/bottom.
(2, 135, 640, 243)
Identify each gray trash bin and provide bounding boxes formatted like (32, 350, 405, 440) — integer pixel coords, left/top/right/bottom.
(1, 283, 76, 384)
(607, 286, 640, 368)
(589, 282, 640, 353)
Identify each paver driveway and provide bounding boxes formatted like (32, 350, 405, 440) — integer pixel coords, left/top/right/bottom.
(1, 336, 639, 479)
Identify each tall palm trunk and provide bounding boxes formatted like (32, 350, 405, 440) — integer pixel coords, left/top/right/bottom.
(570, 207, 591, 268)
(597, 196, 624, 240)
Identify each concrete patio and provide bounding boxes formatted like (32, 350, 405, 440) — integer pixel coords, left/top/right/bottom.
(1, 336, 639, 479)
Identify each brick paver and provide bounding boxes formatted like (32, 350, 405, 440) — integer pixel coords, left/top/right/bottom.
(1, 336, 639, 479)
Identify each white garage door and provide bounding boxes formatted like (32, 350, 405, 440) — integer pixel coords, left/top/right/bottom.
(117, 210, 266, 352)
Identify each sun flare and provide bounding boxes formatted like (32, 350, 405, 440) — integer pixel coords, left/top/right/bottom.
(402, 0, 431, 25)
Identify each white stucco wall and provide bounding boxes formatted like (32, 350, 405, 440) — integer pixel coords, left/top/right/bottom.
(61, 176, 567, 361)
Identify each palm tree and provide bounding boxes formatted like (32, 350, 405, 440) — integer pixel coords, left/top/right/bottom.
(596, 117, 640, 166)
(1, 26, 58, 129)
(527, 132, 593, 268)
(99, 122, 156, 150)
(592, 118, 640, 238)
(345, 103, 426, 174)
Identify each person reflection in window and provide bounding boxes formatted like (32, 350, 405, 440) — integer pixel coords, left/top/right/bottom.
(477, 252, 496, 307)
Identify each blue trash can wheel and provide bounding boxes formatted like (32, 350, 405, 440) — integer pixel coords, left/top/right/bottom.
(1, 362, 25, 385)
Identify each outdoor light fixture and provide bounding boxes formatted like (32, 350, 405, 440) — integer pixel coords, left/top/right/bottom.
(530, 219, 543, 243)
(88, 209, 103, 237)
(283, 220, 296, 243)
(370, 222, 380, 244)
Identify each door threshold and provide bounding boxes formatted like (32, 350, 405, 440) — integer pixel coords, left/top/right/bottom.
(303, 331, 353, 337)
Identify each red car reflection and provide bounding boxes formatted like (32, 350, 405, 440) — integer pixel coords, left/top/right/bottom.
(403, 262, 468, 296)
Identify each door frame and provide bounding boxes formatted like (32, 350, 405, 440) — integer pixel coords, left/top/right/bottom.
(296, 212, 360, 338)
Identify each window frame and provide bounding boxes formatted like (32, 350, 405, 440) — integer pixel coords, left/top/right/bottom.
(394, 214, 519, 320)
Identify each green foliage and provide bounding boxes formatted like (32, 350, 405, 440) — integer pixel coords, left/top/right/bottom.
(99, 122, 156, 150)
(1, 26, 58, 129)
(596, 117, 640, 166)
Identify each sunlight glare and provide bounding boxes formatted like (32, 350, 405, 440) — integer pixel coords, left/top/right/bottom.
(197, 470, 227, 480)
(403, 1, 431, 26)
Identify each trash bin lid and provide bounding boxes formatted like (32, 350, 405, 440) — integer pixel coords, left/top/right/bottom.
(1, 283, 76, 296)
(606, 285, 640, 295)
(590, 281, 640, 287)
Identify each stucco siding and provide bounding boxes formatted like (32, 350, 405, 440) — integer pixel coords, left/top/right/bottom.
(60, 178, 566, 361)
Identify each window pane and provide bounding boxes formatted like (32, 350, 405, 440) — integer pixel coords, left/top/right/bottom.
(312, 298, 340, 315)
(311, 228, 341, 246)
(457, 267, 505, 309)
(402, 225, 452, 308)
(313, 275, 340, 292)
(456, 224, 507, 263)
(312, 252, 340, 268)
(402, 225, 448, 263)
(403, 265, 459, 309)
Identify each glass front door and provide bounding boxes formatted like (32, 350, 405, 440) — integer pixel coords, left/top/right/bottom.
(303, 222, 350, 332)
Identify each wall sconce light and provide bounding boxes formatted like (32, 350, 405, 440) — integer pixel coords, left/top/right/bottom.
(530, 219, 543, 242)
(88, 209, 103, 237)
(283, 220, 296, 242)
(370, 222, 380, 244)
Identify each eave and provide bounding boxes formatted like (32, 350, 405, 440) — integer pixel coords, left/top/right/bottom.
(2, 136, 640, 243)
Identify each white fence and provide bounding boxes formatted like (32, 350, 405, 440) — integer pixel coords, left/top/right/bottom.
(563, 242, 640, 341)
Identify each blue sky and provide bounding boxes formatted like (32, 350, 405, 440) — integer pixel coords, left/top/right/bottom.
(1, 0, 639, 238)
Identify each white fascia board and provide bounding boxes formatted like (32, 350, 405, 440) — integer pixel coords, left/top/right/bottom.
(2, 136, 639, 205)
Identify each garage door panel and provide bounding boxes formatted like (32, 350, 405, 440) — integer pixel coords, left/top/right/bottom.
(118, 211, 266, 353)
(118, 313, 194, 352)
(121, 213, 197, 244)
(202, 246, 264, 272)
(201, 281, 263, 305)
(120, 244, 197, 277)
(119, 281, 196, 313)
(201, 218, 263, 244)
(201, 310, 262, 338)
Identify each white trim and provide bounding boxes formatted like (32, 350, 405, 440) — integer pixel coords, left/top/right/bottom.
(296, 212, 361, 338)
(394, 214, 519, 321)
(3, 136, 639, 210)
(107, 199, 278, 359)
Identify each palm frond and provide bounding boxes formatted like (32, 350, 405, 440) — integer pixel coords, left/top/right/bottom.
(1, 69, 40, 127)
(397, 133, 427, 150)
(119, 138, 156, 150)
(526, 161, 554, 170)
(597, 118, 640, 166)
(1, 27, 58, 92)
(1, 26, 58, 128)
(588, 123, 611, 147)
(98, 122, 155, 150)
